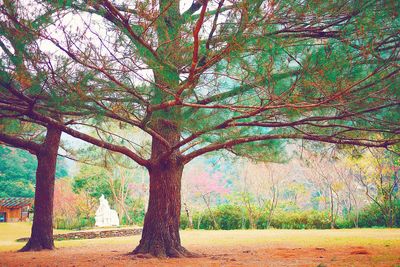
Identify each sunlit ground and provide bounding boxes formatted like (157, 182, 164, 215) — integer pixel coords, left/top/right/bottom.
(1, 223, 400, 250)
(1, 223, 400, 266)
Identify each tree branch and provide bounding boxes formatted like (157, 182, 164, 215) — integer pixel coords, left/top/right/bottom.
(0, 132, 41, 154)
(182, 134, 399, 164)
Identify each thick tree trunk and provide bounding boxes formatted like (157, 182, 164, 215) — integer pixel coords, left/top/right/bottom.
(132, 119, 195, 258)
(132, 159, 190, 257)
(20, 127, 61, 252)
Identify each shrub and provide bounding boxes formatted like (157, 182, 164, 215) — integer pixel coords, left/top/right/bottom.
(194, 211, 214, 230)
(181, 207, 345, 230)
(181, 205, 248, 230)
(357, 200, 400, 228)
(214, 204, 247, 230)
(267, 210, 330, 229)
(54, 216, 95, 230)
(335, 216, 354, 229)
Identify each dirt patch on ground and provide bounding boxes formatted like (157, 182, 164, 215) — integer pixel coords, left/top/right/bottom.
(1, 242, 399, 266)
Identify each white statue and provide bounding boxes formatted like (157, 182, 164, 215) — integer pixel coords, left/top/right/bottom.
(95, 195, 119, 227)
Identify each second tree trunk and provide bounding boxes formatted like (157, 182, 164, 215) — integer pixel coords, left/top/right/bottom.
(20, 127, 61, 252)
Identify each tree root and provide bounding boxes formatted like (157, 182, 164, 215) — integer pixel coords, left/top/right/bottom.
(18, 239, 55, 252)
(131, 243, 200, 258)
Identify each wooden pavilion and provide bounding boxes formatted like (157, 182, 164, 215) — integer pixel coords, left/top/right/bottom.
(0, 197, 33, 222)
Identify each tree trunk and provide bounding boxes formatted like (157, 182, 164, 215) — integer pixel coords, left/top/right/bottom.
(197, 213, 203, 229)
(202, 194, 219, 230)
(20, 127, 61, 252)
(183, 202, 193, 229)
(329, 186, 336, 229)
(131, 119, 194, 258)
(132, 158, 191, 257)
(267, 187, 278, 229)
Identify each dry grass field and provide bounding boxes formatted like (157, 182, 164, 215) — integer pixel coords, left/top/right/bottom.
(1, 223, 399, 266)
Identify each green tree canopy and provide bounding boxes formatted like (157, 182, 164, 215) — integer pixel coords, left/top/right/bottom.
(0, 145, 68, 197)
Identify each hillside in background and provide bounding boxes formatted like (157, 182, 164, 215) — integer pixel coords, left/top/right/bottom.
(0, 145, 68, 197)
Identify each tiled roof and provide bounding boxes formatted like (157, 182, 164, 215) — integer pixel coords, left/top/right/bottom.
(0, 197, 33, 208)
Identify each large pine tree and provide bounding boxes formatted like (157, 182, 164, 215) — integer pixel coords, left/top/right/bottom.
(1, 0, 399, 257)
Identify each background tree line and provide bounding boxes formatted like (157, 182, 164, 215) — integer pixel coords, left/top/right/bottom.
(15, 142, 393, 231)
(0, 145, 68, 197)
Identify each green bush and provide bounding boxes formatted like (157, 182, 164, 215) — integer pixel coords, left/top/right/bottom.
(194, 211, 214, 230)
(357, 200, 400, 228)
(124, 208, 145, 226)
(180, 213, 190, 229)
(181, 205, 248, 230)
(180, 206, 395, 230)
(54, 216, 95, 230)
(215, 204, 248, 230)
(335, 216, 355, 228)
(182, 207, 331, 230)
(269, 210, 331, 229)
(56, 201, 400, 231)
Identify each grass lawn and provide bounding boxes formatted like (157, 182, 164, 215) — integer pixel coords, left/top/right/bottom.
(0, 222, 71, 251)
(1, 223, 399, 266)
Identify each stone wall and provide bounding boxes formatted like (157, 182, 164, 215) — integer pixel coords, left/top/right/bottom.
(17, 228, 142, 242)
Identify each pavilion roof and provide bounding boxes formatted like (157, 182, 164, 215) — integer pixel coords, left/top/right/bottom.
(0, 197, 33, 208)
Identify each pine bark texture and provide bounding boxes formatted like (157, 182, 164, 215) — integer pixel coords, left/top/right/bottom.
(20, 127, 61, 252)
(132, 119, 194, 257)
